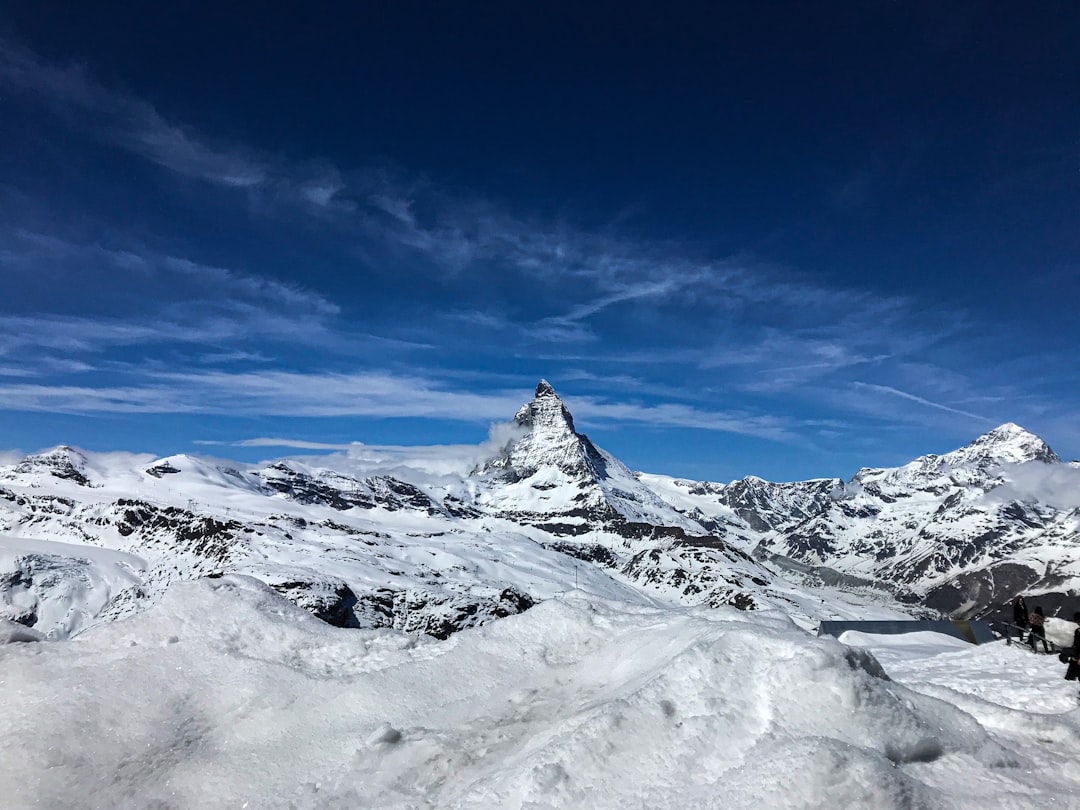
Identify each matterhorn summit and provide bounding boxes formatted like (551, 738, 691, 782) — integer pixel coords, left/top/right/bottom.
(480, 380, 613, 482)
(474, 380, 686, 528)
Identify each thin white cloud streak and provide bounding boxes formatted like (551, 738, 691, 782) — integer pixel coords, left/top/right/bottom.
(161, 256, 340, 317)
(0, 316, 182, 354)
(0, 383, 201, 414)
(196, 438, 358, 450)
(571, 399, 796, 441)
(528, 278, 688, 342)
(0, 37, 361, 215)
(198, 351, 274, 365)
(0, 373, 524, 420)
(0, 39, 267, 189)
(0, 366, 35, 378)
(5, 230, 338, 318)
(368, 194, 417, 227)
(0, 312, 312, 356)
(0, 371, 799, 441)
(0, 231, 367, 360)
(851, 382, 993, 422)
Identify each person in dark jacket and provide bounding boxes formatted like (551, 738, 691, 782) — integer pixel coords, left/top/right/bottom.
(1028, 605, 1048, 653)
(1065, 612, 1080, 688)
(1012, 595, 1028, 629)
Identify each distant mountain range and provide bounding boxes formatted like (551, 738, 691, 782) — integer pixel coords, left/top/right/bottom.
(2, 381, 1077, 640)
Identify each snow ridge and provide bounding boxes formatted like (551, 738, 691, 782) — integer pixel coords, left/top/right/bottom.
(1, 381, 1075, 639)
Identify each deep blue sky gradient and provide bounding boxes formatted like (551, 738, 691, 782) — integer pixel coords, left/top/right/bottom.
(1, 2, 1078, 480)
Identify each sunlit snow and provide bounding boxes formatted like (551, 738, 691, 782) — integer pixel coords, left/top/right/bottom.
(2, 577, 1079, 808)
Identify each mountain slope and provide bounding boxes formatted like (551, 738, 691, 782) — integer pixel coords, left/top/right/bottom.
(7, 383, 1068, 638)
(0, 383, 905, 639)
(748, 424, 1080, 618)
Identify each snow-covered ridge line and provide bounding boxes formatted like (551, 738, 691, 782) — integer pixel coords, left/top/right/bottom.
(1, 381, 1076, 640)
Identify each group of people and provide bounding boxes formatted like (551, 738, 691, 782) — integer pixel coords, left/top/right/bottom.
(1011, 596, 1049, 652)
(1012, 596, 1080, 696)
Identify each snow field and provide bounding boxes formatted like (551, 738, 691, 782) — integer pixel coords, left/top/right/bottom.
(0, 535, 146, 638)
(843, 631, 1080, 807)
(4, 576, 1075, 808)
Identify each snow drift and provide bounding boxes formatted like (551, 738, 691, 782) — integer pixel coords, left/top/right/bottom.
(1, 575, 1068, 809)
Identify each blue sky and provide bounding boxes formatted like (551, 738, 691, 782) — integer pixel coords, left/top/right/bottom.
(0, 3, 1078, 482)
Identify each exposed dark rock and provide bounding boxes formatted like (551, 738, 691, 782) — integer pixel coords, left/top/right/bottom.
(367, 476, 443, 514)
(270, 580, 363, 628)
(113, 499, 242, 568)
(13, 447, 91, 486)
(145, 462, 181, 478)
(543, 541, 620, 568)
(0, 569, 37, 626)
(393, 586, 535, 639)
(923, 563, 1040, 619)
(258, 464, 443, 515)
(442, 494, 481, 518)
(353, 588, 397, 627)
(260, 464, 356, 509)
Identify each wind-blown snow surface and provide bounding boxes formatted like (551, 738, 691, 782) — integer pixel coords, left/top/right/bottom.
(2, 576, 1079, 809)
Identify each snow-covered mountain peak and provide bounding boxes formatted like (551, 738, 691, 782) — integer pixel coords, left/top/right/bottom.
(470, 382, 701, 531)
(846, 423, 1060, 496)
(944, 422, 1060, 467)
(481, 380, 608, 482)
(8, 446, 93, 486)
(514, 379, 578, 433)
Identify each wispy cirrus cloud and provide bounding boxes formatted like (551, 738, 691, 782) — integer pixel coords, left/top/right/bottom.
(0, 38, 268, 190)
(0, 35, 368, 221)
(0, 229, 361, 363)
(196, 437, 358, 451)
(0, 371, 523, 420)
(0, 34, 940, 362)
(0, 369, 801, 441)
(570, 398, 797, 441)
(3, 228, 337, 316)
(4, 31, 1073, 462)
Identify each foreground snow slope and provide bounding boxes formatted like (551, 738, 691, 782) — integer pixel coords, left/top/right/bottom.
(2, 576, 1078, 809)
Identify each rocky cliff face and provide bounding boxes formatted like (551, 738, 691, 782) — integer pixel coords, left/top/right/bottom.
(470, 381, 789, 611)
(474, 381, 713, 533)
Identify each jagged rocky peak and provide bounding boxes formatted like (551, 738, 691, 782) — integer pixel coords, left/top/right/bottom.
(514, 379, 577, 433)
(481, 380, 609, 481)
(943, 422, 1060, 467)
(12, 445, 91, 485)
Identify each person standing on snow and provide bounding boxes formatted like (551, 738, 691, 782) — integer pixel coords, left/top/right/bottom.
(1012, 595, 1029, 629)
(1064, 612, 1080, 690)
(1028, 605, 1048, 653)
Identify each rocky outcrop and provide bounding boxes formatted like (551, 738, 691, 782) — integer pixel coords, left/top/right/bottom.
(9, 447, 92, 487)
